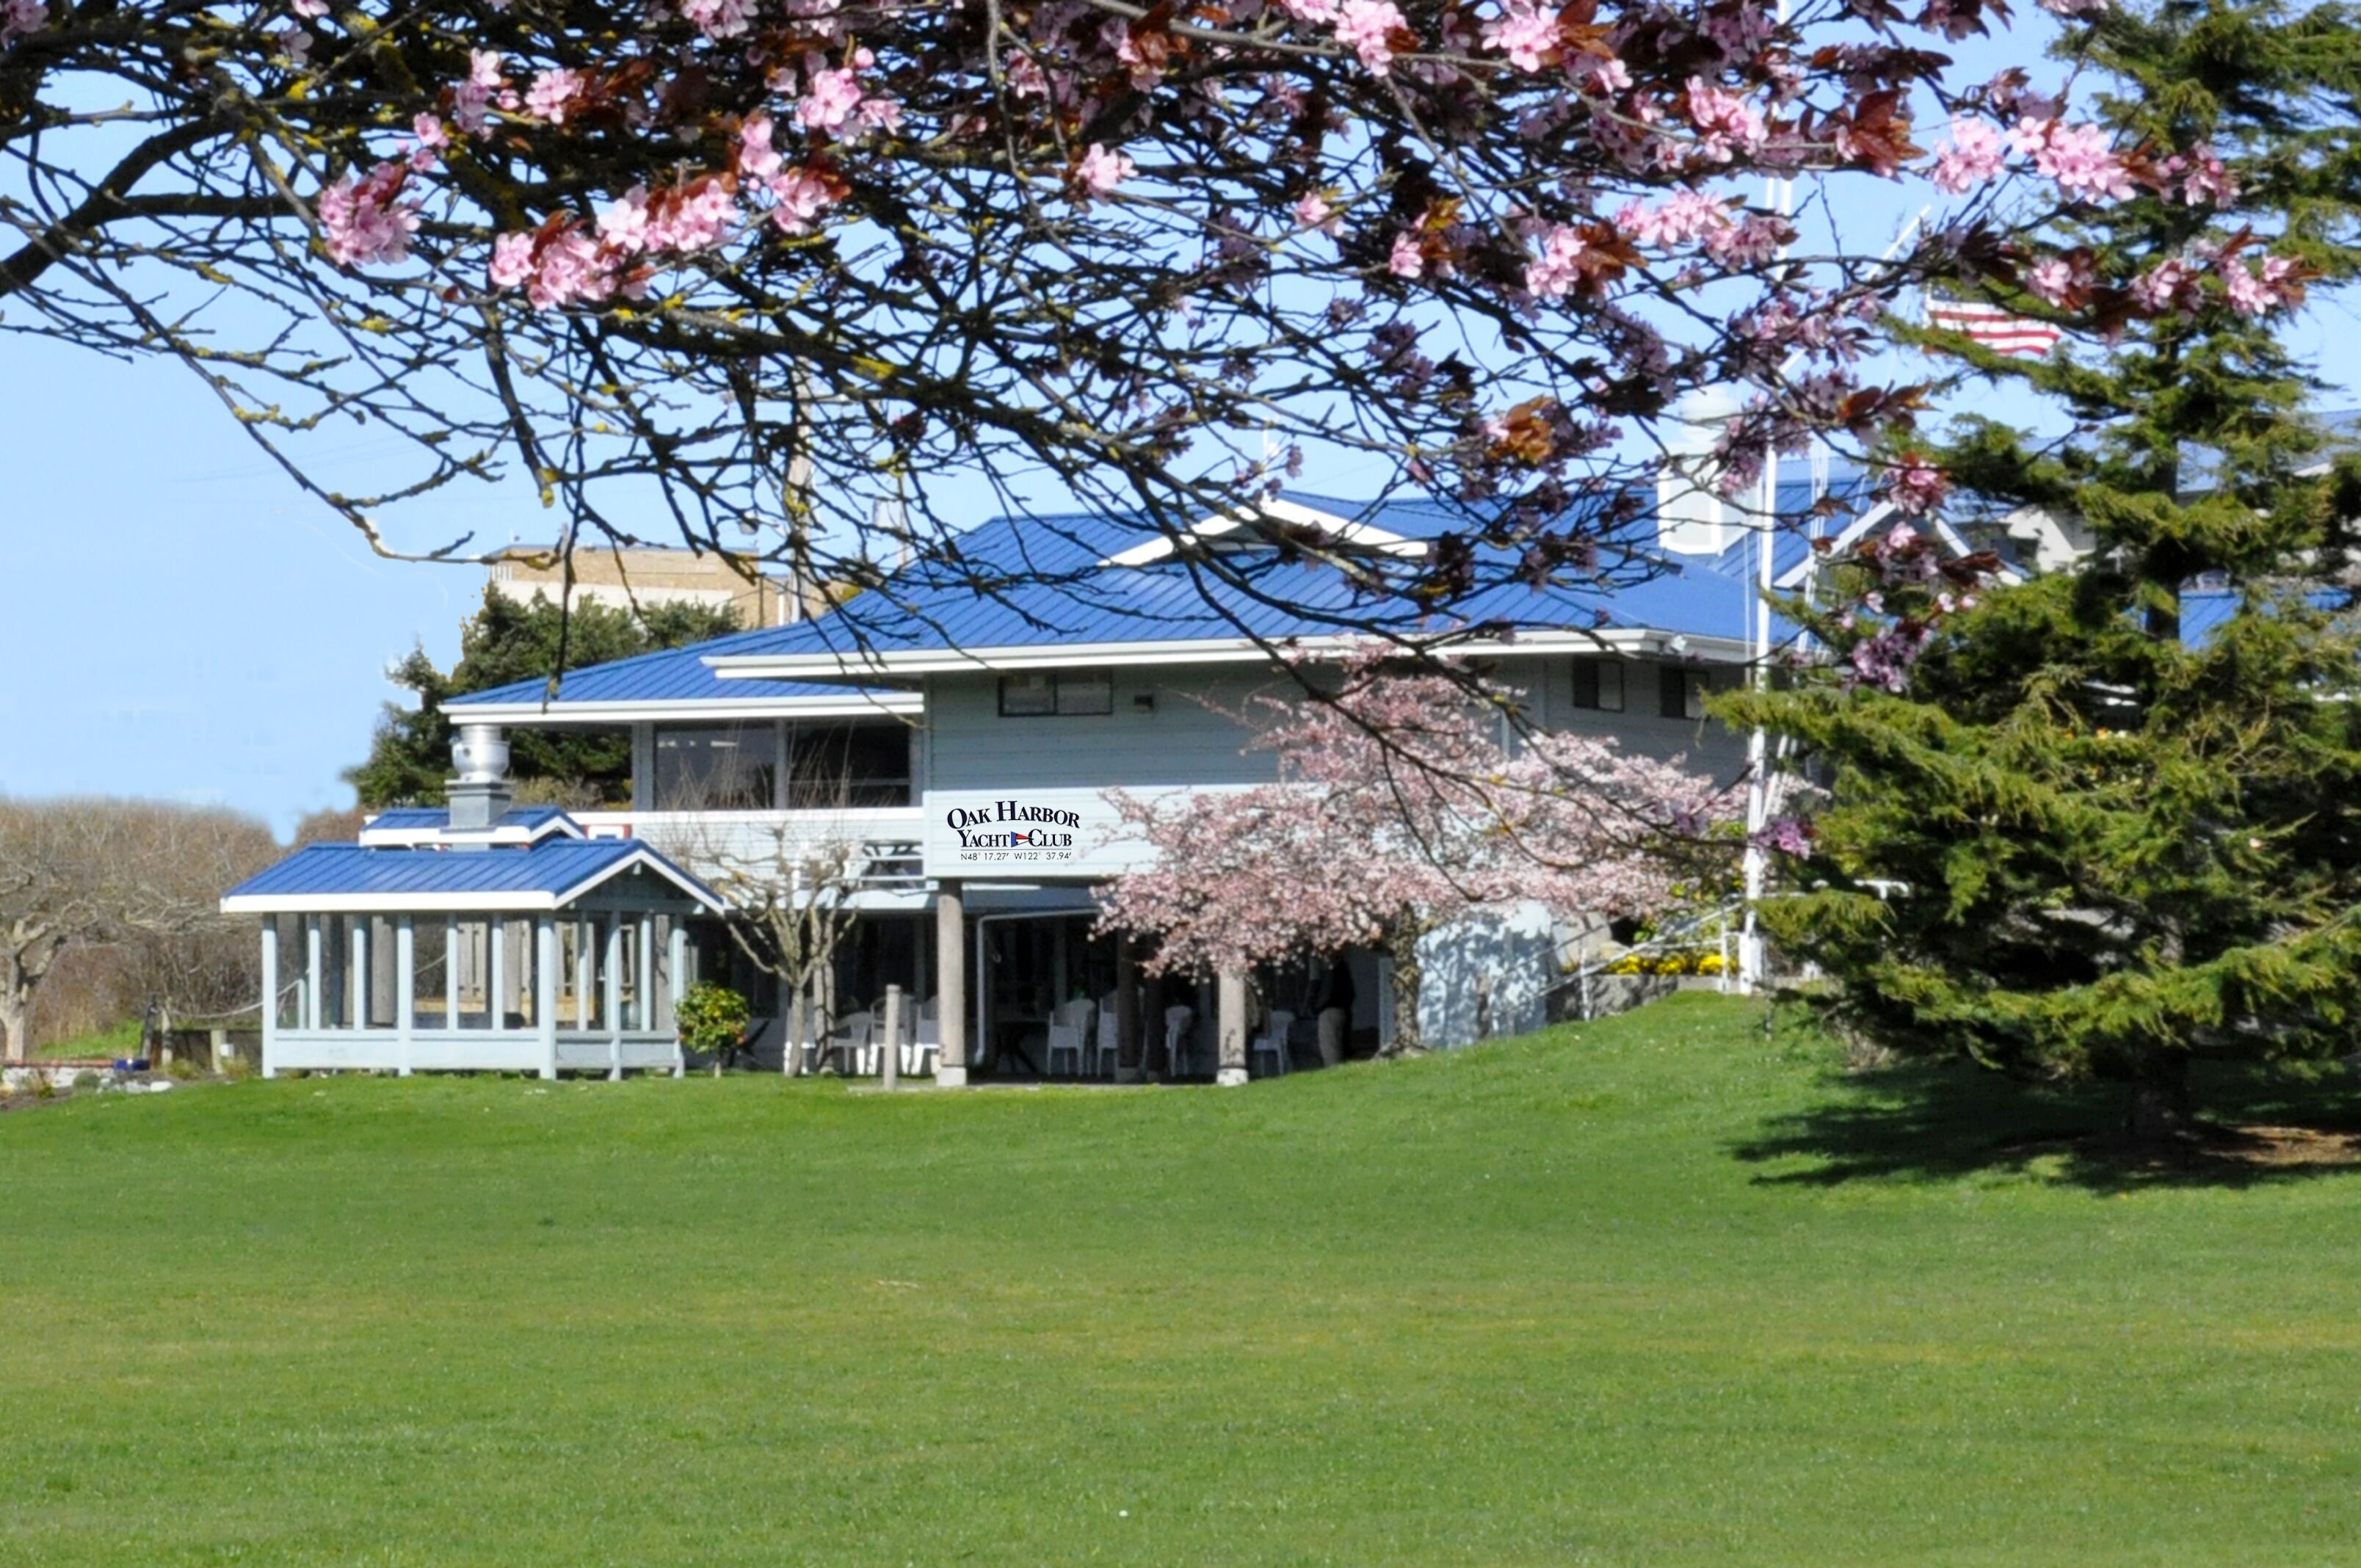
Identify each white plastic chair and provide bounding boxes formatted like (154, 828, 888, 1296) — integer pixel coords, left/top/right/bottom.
(826, 1010, 873, 1075)
(907, 998, 941, 1076)
(1089, 994, 1123, 1079)
(1164, 1004, 1197, 1078)
(1250, 1010, 1296, 1078)
(1045, 998, 1095, 1078)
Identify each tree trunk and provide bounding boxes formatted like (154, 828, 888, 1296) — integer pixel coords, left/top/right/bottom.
(1382, 915, 1426, 1058)
(0, 962, 29, 1066)
(2125, 1053, 2193, 1144)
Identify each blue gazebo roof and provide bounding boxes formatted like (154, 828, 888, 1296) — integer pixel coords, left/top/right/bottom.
(222, 840, 724, 915)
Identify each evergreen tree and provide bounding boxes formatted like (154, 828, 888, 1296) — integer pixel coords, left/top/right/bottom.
(1736, 0, 2361, 1136)
(346, 594, 742, 808)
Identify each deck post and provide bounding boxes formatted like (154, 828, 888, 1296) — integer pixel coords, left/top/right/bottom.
(349, 918, 367, 1030)
(1114, 934, 1142, 1083)
(935, 880, 967, 1086)
(259, 919, 279, 1078)
(395, 916, 416, 1076)
(637, 916, 655, 1032)
(667, 918, 688, 1078)
(576, 919, 593, 1030)
(305, 915, 323, 1032)
(489, 915, 507, 1038)
(882, 984, 902, 1089)
(444, 915, 460, 1037)
(603, 915, 624, 1083)
(536, 915, 559, 1081)
(1216, 968, 1248, 1087)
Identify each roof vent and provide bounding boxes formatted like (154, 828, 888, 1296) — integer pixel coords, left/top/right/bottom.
(1657, 388, 1741, 556)
(446, 724, 514, 839)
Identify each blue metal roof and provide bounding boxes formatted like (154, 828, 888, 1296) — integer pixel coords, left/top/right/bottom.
(455, 481, 1879, 710)
(222, 840, 721, 912)
(448, 620, 914, 712)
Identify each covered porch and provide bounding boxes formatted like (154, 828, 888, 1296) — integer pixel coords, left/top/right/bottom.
(224, 835, 725, 1079)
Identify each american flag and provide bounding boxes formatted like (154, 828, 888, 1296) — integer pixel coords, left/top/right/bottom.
(1923, 298, 2061, 358)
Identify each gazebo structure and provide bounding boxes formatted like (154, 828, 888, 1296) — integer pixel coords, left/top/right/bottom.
(222, 730, 726, 1079)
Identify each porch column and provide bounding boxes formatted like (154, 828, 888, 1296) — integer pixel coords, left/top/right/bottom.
(395, 915, 415, 1076)
(349, 917, 367, 1029)
(602, 915, 624, 1082)
(667, 918, 689, 1078)
(535, 915, 558, 1081)
(259, 919, 279, 1079)
(305, 915, 323, 1032)
(575, 920, 594, 1029)
(935, 880, 968, 1086)
(1114, 933, 1142, 1084)
(444, 915, 460, 1035)
(1216, 967, 1248, 1087)
(637, 916, 656, 1031)
(488, 916, 507, 1037)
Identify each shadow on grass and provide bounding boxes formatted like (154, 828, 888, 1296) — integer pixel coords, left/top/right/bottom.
(1733, 1052, 2361, 1190)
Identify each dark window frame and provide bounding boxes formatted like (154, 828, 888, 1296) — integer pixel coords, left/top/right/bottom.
(998, 669, 1114, 718)
(1570, 658, 1626, 713)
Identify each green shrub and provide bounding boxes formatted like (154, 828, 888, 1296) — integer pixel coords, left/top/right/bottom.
(676, 982, 752, 1078)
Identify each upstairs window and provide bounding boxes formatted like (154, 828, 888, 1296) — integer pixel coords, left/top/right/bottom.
(999, 669, 1113, 717)
(653, 726, 779, 810)
(1570, 658, 1626, 713)
(785, 723, 912, 808)
(1659, 667, 1712, 722)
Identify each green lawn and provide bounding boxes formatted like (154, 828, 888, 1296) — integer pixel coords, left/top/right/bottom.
(4, 993, 2360, 1564)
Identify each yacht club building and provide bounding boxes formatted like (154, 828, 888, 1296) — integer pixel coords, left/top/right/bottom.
(231, 480, 1889, 1081)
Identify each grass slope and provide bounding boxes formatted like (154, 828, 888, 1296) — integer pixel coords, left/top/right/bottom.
(3, 993, 2358, 1565)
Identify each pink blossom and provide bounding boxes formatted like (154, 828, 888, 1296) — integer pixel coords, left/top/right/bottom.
(678, 0, 754, 38)
(1883, 454, 1949, 517)
(1388, 231, 1425, 278)
(2221, 254, 2302, 317)
(523, 67, 585, 125)
(738, 113, 783, 181)
(769, 166, 842, 233)
(2029, 120, 2133, 203)
(2025, 253, 2093, 308)
(1274, 0, 1341, 22)
(289, 0, 327, 15)
(2130, 255, 2199, 315)
(269, 23, 311, 64)
(454, 50, 505, 135)
(797, 65, 866, 133)
(1482, 0, 1559, 70)
(316, 161, 418, 267)
(488, 230, 537, 288)
(1523, 223, 1589, 299)
(1075, 142, 1135, 199)
(1684, 78, 1766, 163)
(1752, 817, 1813, 855)
(525, 229, 613, 310)
(2171, 147, 2238, 206)
(1931, 118, 2003, 195)
(1294, 191, 1341, 234)
(0, 0, 42, 43)
(1702, 213, 1789, 267)
(1614, 191, 1732, 247)
(597, 186, 650, 253)
(1334, 0, 1410, 73)
(643, 176, 739, 253)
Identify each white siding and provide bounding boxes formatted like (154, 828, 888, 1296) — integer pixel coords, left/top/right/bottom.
(924, 669, 1287, 791)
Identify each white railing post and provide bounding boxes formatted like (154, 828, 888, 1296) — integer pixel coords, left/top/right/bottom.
(603, 916, 624, 1082)
(395, 915, 416, 1077)
(537, 915, 559, 1081)
(259, 920, 279, 1079)
(667, 918, 689, 1079)
(882, 984, 902, 1089)
(305, 915, 323, 1032)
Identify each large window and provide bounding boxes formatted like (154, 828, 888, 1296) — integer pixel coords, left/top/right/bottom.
(653, 726, 779, 810)
(784, 723, 912, 807)
(1658, 667, 1711, 721)
(1571, 658, 1625, 713)
(998, 669, 1114, 717)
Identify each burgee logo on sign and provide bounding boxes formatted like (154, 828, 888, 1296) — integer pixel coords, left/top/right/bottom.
(943, 799, 1086, 863)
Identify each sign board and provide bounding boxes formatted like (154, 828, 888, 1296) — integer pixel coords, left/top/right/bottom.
(921, 788, 1156, 879)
